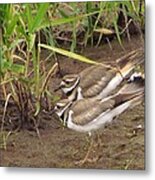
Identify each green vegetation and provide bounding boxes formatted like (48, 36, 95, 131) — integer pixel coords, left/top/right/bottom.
(0, 1, 144, 148)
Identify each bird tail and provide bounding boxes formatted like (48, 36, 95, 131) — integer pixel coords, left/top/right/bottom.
(114, 72, 144, 106)
(116, 48, 144, 78)
(127, 93, 144, 109)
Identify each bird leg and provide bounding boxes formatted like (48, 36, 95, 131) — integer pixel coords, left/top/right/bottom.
(75, 134, 94, 166)
(75, 132, 102, 165)
(94, 132, 104, 148)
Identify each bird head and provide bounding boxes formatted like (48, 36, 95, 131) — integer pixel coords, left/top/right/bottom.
(60, 74, 80, 95)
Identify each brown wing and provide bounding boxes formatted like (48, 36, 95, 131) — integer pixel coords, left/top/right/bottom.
(80, 66, 117, 98)
(71, 98, 115, 125)
(80, 65, 112, 88)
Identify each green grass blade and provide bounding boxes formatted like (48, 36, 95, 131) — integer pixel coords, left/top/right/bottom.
(29, 3, 49, 33)
(70, 21, 77, 52)
(39, 44, 99, 65)
(113, 20, 124, 50)
(25, 4, 33, 32)
(0, 46, 2, 77)
(40, 10, 100, 29)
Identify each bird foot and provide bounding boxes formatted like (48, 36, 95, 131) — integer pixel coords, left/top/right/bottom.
(74, 159, 87, 166)
(74, 156, 99, 166)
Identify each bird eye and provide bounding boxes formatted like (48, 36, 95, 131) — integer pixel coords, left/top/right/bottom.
(65, 80, 71, 85)
(55, 105, 60, 110)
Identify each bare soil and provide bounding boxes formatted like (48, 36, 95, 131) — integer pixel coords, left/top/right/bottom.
(0, 36, 145, 170)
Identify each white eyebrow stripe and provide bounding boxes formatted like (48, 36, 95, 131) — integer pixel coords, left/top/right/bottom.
(64, 78, 76, 82)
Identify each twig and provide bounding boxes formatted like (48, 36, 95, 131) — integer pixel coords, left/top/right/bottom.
(1, 93, 12, 132)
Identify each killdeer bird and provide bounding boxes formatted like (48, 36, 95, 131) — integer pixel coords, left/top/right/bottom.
(54, 73, 144, 164)
(57, 48, 144, 101)
(55, 73, 144, 133)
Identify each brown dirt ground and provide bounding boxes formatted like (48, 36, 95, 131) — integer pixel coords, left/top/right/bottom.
(0, 36, 145, 169)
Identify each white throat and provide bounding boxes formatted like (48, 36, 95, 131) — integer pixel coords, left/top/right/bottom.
(76, 87, 84, 100)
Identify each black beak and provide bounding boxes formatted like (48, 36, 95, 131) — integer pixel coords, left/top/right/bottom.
(50, 107, 56, 115)
(54, 85, 61, 92)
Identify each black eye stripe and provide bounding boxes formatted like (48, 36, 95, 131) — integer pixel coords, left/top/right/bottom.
(56, 106, 60, 109)
(61, 84, 66, 88)
(64, 81, 73, 84)
(65, 81, 70, 84)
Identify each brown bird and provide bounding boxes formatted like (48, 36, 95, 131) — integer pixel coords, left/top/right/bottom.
(54, 73, 144, 164)
(58, 48, 144, 101)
